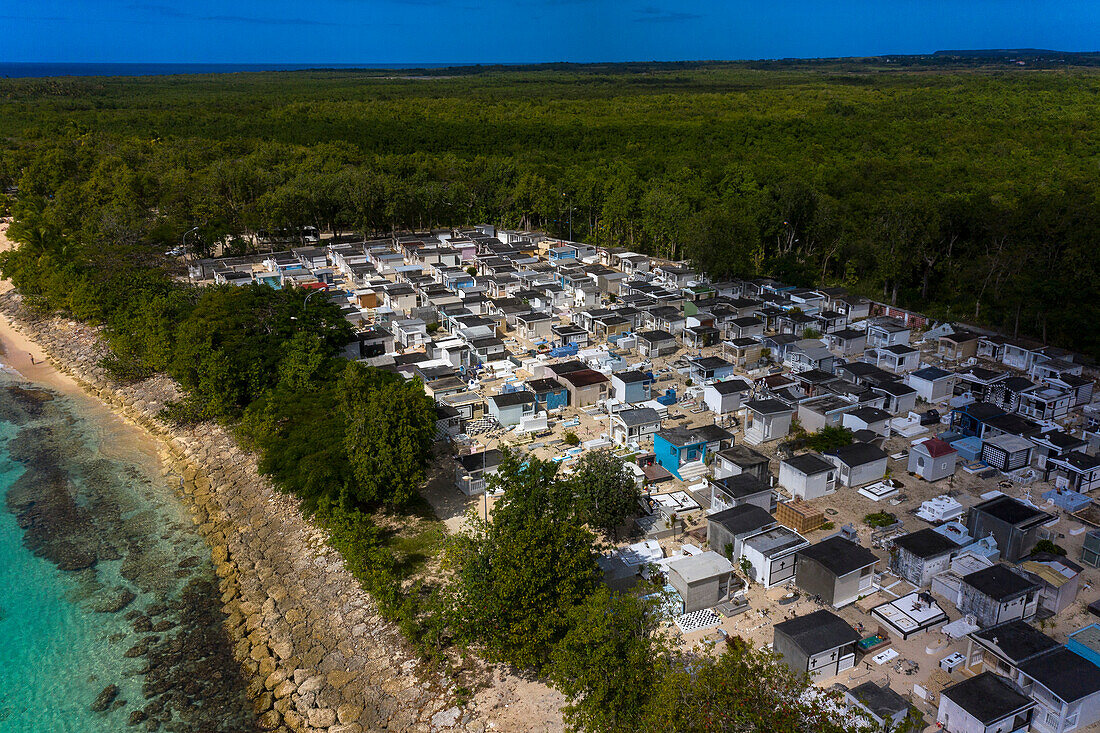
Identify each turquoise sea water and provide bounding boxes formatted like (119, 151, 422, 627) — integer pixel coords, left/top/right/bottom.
(0, 374, 255, 732)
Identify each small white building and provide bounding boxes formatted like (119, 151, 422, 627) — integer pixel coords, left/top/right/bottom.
(908, 437, 958, 482)
(869, 344, 921, 373)
(573, 284, 600, 309)
(742, 398, 794, 446)
(871, 591, 949, 640)
(937, 672, 1035, 733)
(514, 311, 555, 342)
(866, 317, 911, 348)
(825, 443, 889, 488)
(455, 449, 503, 496)
(666, 551, 737, 613)
(610, 407, 662, 446)
(703, 379, 752, 416)
(825, 328, 867, 356)
(708, 474, 772, 514)
(907, 366, 956, 403)
(610, 369, 654, 404)
(487, 391, 537, 427)
(741, 525, 809, 588)
(916, 495, 965, 523)
(842, 406, 892, 437)
(778, 453, 837, 501)
(712, 444, 771, 482)
(872, 380, 919, 416)
(392, 318, 429, 350)
(797, 395, 855, 433)
(1019, 643, 1100, 733)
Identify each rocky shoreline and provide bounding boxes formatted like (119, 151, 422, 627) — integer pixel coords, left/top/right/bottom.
(0, 292, 487, 733)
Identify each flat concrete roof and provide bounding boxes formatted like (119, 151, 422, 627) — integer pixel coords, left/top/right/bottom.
(667, 551, 734, 584)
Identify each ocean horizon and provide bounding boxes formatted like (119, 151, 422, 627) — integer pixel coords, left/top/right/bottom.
(0, 61, 512, 79)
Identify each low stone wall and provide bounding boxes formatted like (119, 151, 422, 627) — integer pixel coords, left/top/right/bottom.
(0, 292, 483, 733)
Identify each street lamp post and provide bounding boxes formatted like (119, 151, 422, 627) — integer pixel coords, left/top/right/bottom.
(182, 226, 199, 281)
(482, 448, 488, 522)
(289, 289, 321, 326)
(561, 192, 573, 242)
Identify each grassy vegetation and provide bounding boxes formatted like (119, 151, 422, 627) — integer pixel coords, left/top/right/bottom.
(385, 519, 447, 578)
(315, 502, 449, 664)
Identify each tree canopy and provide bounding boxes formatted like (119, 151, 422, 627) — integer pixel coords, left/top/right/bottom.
(3, 62, 1100, 354)
(639, 641, 869, 733)
(339, 362, 438, 508)
(569, 449, 641, 540)
(444, 449, 873, 732)
(446, 451, 602, 671)
(549, 586, 668, 732)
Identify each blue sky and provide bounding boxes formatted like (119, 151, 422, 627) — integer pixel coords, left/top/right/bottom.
(3, 0, 1098, 64)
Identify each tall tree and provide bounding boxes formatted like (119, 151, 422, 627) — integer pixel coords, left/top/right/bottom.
(570, 449, 641, 540)
(549, 587, 667, 733)
(339, 362, 436, 508)
(640, 640, 869, 733)
(446, 451, 600, 671)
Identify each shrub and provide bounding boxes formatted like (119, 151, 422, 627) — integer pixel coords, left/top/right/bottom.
(804, 425, 854, 451)
(447, 452, 600, 671)
(739, 557, 754, 580)
(315, 501, 447, 664)
(1032, 539, 1067, 556)
(863, 511, 897, 528)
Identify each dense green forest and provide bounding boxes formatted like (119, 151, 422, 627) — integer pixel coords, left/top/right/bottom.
(2, 61, 1100, 354)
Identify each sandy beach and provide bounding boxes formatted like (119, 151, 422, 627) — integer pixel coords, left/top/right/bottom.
(0, 221, 56, 386)
(0, 221, 168, 469)
(0, 222, 51, 379)
(0, 314, 71, 389)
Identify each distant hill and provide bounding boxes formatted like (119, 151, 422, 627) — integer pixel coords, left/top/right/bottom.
(933, 48, 1100, 57)
(927, 48, 1100, 67)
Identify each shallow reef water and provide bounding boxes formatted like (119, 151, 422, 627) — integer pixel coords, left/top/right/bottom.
(0, 376, 256, 732)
